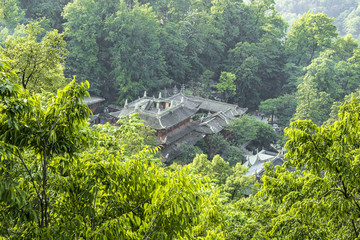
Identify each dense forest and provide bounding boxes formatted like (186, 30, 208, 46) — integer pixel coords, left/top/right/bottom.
(276, 0, 360, 40)
(1, 0, 360, 239)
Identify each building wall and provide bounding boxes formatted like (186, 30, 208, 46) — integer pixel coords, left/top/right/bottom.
(157, 118, 191, 140)
(89, 102, 102, 113)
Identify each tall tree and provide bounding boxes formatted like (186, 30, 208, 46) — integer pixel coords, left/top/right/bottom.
(0, 67, 91, 234)
(255, 97, 360, 239)
(159, 22, 189, 86)
(259, 93, 298, 126)
(106, 1, 166, 102)
(293, 78, 333, 125)
(227, 42, 262, 108)
(286, 12, 338, 66)
(62, 0, 117, 98)
(2, 20, 68, 93)
(215, 71, 236, 102)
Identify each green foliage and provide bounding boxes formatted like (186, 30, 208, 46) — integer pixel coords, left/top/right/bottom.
(62, 0, 118, 97)
(215, 71, 236, 103)
(61, 0, 289, 108)
(94, 113, 157, 156)
(226, 115, 278, 151)
(106, 1, 166, 102)
(211, 155, 233, 185)
(227, 29, 287, 108)
(227, 195, 272, 239)
(293, 77, 333, 125)
(191, 154, 255, 202)
(332, 34, 359, 61)
(0, 64, 227, 239)
(276, 0, 360, 40)
(327, 89, 360, 124)
(159, 22, 189, 85)
(259, 93, 298, 126)
(206, 134, 229, 158)
(201, 133, 244, 166)
(1, 20, 68, 93)
(291, 34, 360, 126)
(52, 148, 223, 239)
(223, 163, 256, 201)
(244, 98, 360, 239)
(222, 145, 244, 167)
(189, 69, 215, 98)
(0, 0, 24, 30)
(191, 154, 212, 177)
(18, 0, 71, 31)
(286, 12, 338, 66)
(0, 60, 92, 235)
(173, 143, 203, 165)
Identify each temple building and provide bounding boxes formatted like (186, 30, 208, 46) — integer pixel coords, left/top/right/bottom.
(104, 92, 247, 162)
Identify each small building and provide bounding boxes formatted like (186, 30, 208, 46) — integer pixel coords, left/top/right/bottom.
(243, 150, 285, 180)
(109, 92, 247, 162)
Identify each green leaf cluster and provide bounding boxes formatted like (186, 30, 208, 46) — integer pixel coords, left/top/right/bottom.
(0, 63, 227, 239)
(190, 154, 256, 202)
(226, 115, 278, 151)
(238, 98, 360, 239)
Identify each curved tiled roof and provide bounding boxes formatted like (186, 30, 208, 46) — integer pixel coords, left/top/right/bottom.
(159, 106, 197, 129)
(112, 93, 247, 162)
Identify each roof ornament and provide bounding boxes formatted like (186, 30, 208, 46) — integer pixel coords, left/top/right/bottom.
(159, 92, 162, 99)
(124, 99, 128, 108)
(144, 91, 147, 97)
(170, 100, 174, 108)
(173, 85, 178, 95)
(181, 84, 185, 94)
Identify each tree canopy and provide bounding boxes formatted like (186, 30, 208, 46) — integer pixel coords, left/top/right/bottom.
(2, 1, 360, 238)
(0, 60, 226, 239)
(1, 20, 68, 93)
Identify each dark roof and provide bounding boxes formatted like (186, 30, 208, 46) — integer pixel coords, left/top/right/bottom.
(199, 117, 226, 134)
(116, 103, 197, 130)
(159, 106, 197, 129)
(115, 93, 246, 130)
(197, 110, 236, 134)
(170, 93, 247, 115)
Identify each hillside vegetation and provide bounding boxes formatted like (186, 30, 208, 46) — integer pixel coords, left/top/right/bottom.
(1, 0, 360, 238)
(275, 0, 360, 40)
